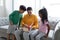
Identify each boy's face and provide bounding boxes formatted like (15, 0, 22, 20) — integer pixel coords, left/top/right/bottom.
(19, 9, 25, 13)
(27, 10, 32, 15)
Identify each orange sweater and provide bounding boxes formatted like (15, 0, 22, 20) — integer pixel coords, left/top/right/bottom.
(21, 14, 38, 29)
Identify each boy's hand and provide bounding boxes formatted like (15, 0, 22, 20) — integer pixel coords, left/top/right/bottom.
(9, 20, 13, 25)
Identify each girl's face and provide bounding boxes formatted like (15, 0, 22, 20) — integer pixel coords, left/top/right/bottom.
(39, 13, 43, 18)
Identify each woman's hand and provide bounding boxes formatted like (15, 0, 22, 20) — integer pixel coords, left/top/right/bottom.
(23, 24, 28, 28)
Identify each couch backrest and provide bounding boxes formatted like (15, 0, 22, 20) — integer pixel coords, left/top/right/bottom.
(48, 17, 60, 30)
(0, 17, 9, 26)
(54, 29, 60, 40)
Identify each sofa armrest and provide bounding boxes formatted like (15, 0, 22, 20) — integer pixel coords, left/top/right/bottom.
(48, 30, 54, 39)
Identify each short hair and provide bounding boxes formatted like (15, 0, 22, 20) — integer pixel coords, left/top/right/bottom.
(27, 7, 32, 11)
(19, 5, 26, 11)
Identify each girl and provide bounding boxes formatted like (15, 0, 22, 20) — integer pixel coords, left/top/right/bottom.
(30, 8, 50, 40)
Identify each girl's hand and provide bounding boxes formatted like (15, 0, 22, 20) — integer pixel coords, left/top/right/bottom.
(46, 24, 50, 38)
(44, 34, 48, 38)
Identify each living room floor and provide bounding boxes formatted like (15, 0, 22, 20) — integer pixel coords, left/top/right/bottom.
(0, 37, 6, 40)
(0, 37, 12, 40)
(0, 37, 18, 40)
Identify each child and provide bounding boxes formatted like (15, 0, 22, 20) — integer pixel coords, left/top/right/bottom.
(7, 5, 26, 40)
(30, 8, 50, 40)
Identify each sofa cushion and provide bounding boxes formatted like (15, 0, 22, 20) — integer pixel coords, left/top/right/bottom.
(48, 30, 54, 38)
(48, 17, 60, 30)
(0, 25, 9, 33)
(54, 21, 60, 33)
(0, 17, 9, 26)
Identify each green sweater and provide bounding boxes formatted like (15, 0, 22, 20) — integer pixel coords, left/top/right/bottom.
(9, 10, 22, 26)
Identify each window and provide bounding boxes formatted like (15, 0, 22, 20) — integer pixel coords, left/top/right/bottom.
(0, 0, 3, 6)
(41, 0, 60, 17)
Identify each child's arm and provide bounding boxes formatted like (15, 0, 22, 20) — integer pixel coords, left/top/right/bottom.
(46, 24, 50, 37)
(9, 11, 16, 25)
(9, 20, 13, 25)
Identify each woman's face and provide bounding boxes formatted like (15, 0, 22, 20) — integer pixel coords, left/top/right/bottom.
(27, 10, 32, 15)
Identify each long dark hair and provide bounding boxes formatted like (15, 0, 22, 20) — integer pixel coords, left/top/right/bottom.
(39, 8, 48, 24)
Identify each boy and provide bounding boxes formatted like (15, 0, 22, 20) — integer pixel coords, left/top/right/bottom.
(7, 5, 26, 40)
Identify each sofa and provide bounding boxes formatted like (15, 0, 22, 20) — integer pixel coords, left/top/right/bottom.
(0, 17, 60, 40)
(54, 21, 60, 40)
(0, 17, 9, 38)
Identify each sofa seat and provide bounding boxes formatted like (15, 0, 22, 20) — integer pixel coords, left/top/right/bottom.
(0, 25, 9, 37)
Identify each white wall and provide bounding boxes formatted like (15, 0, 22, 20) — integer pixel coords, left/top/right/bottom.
(14, 0, 41, 17)
(14, 0, 36, 13)
(41, 0, 60, 17)
(0, 0, 41, 17)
